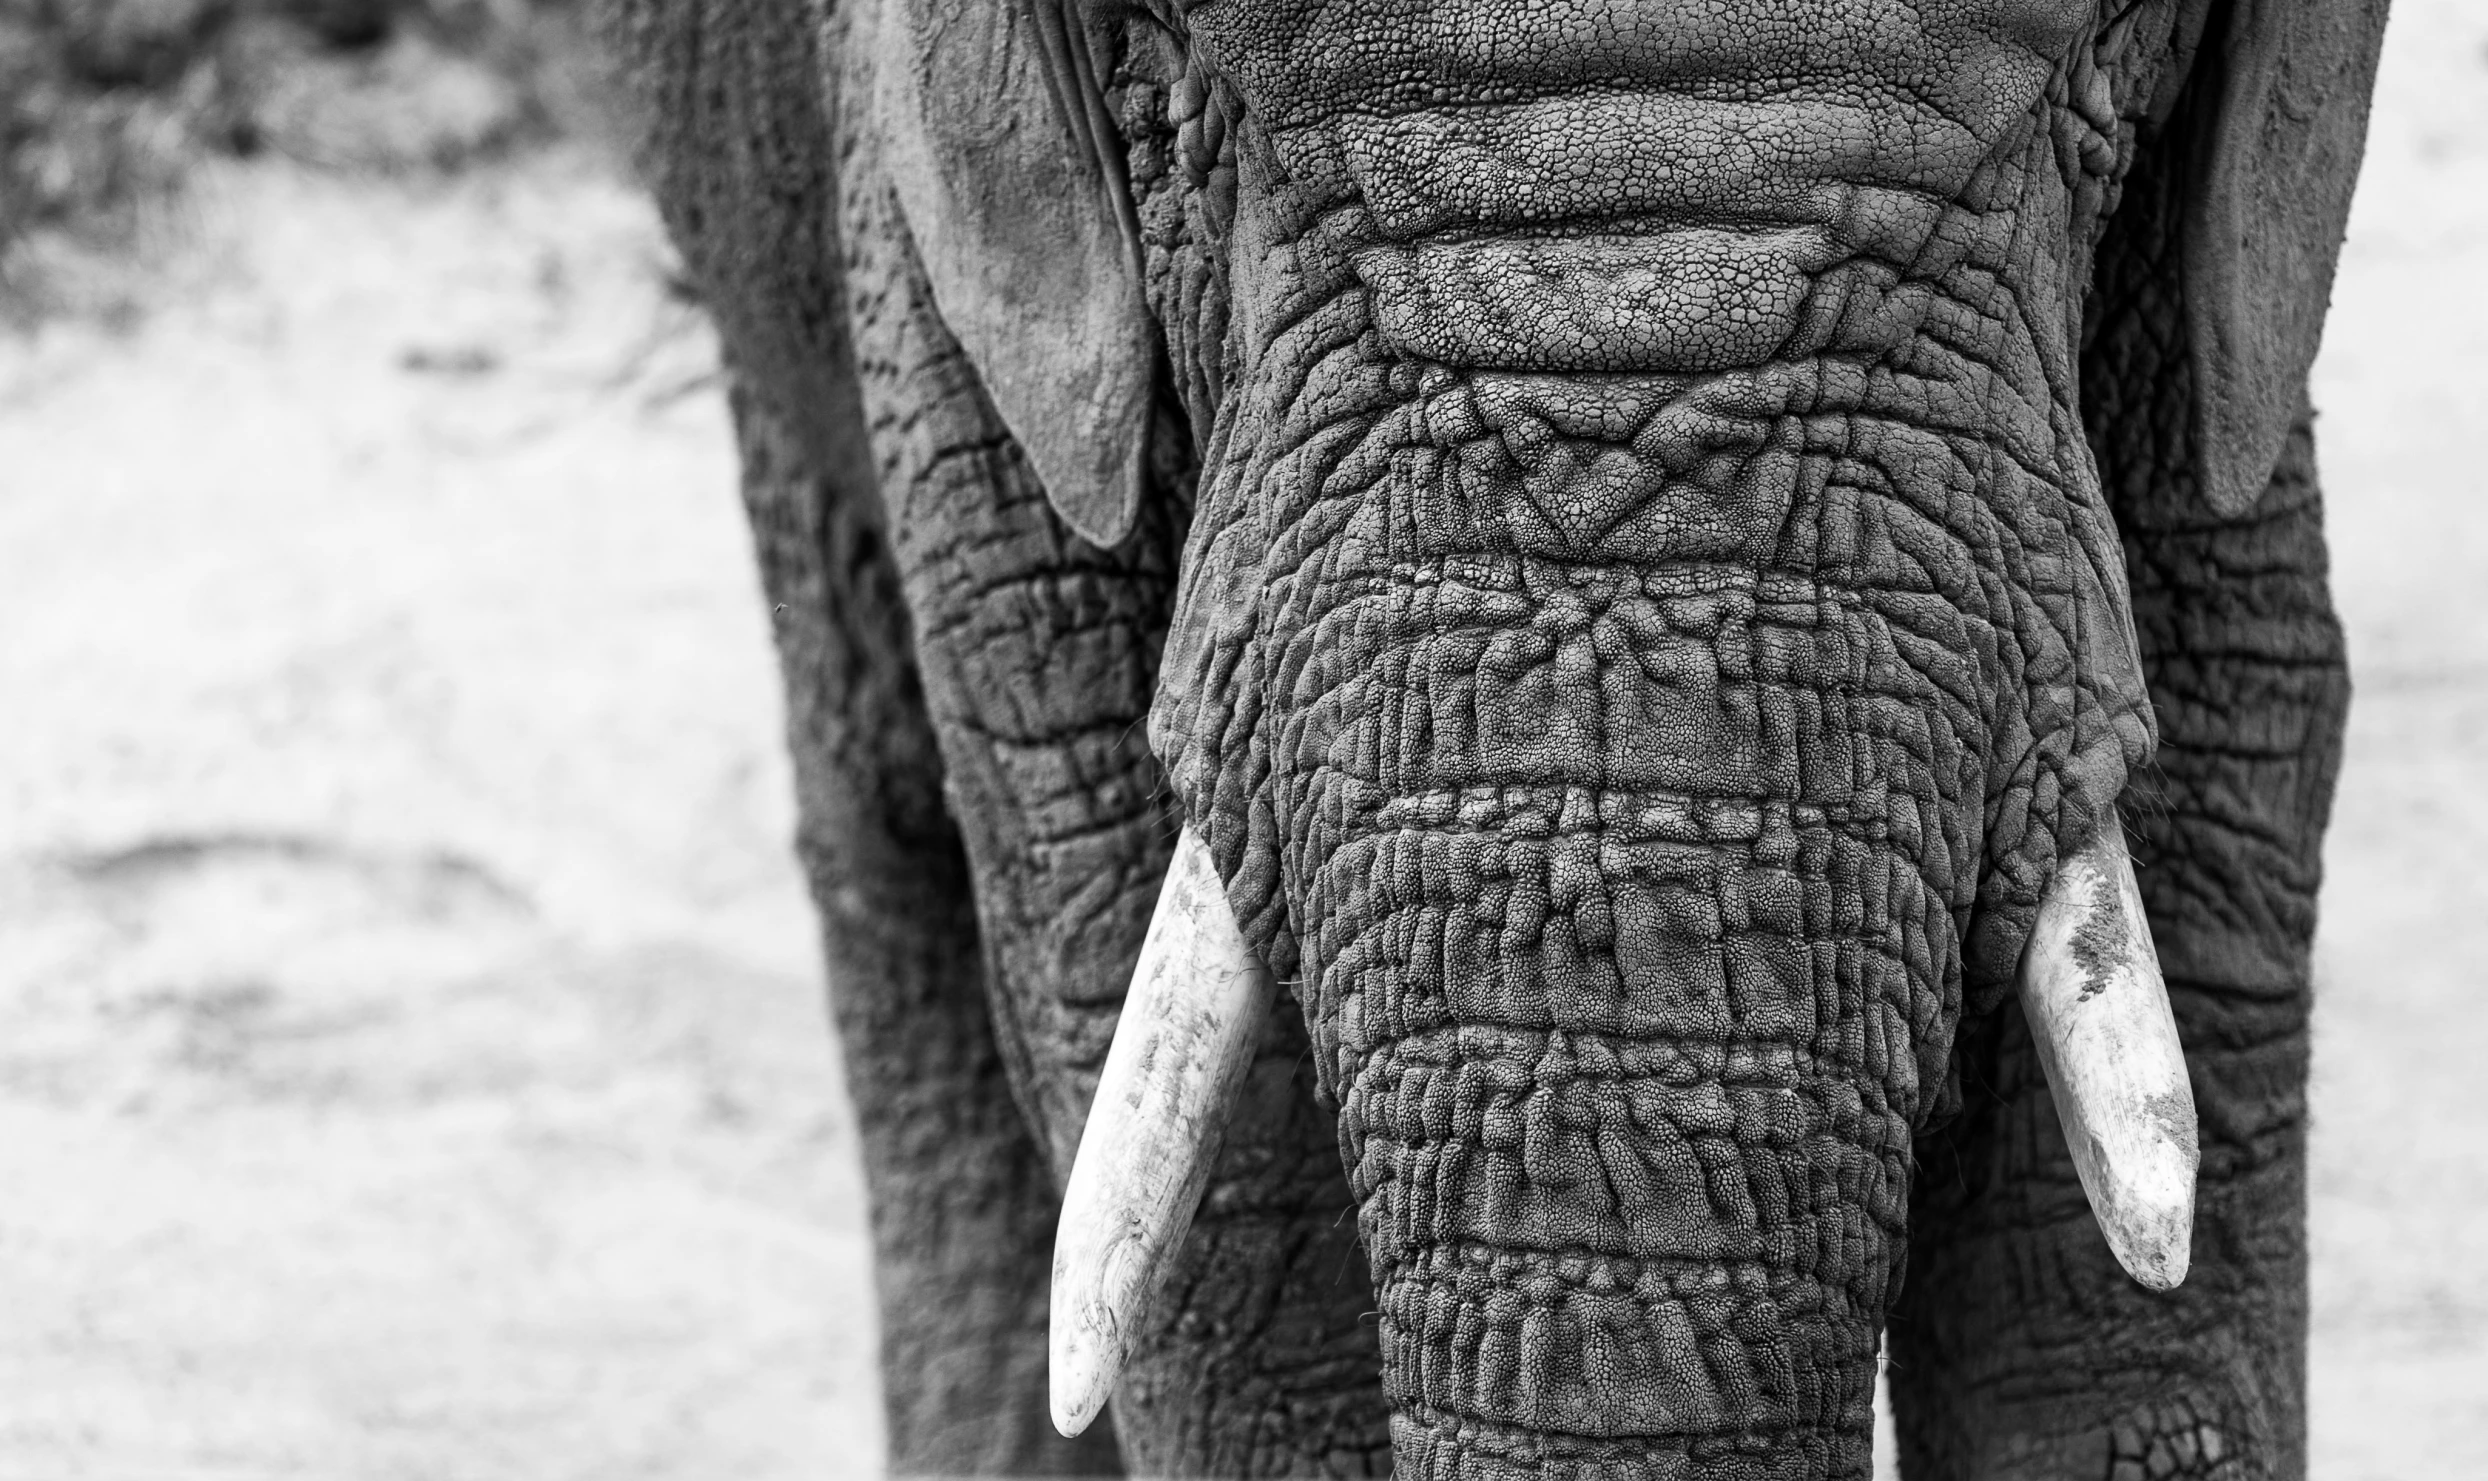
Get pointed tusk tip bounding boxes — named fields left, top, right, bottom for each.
left=2099, top=1178, right=2195, bottom=1292
left=1047, top=1293, right=1121, bottom=1438
left=1048, top=1398, right=1093, bottom=1440
left=2112, top=1226, right=2192, bottom=1292
left=1047, top=1340, right=1114, bottom=1438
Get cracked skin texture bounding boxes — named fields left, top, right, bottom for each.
left=1154, top=2, right=2159, bottom=1475
left=592, top=0, right=2374, bottom=1477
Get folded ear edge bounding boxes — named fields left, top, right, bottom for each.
left=2180, top=0, right=2388, bottom=518
left=871, top=0, right=1156, bottom=548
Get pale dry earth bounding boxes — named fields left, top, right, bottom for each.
left=0, top=152, right=877, bottom=1480
left=0, top=4, right=2480, bottom=1476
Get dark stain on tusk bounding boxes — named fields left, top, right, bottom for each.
left=2018, top=810, right=2200, bottom=1291
left=1048, top=824, right=1277, bottom=1437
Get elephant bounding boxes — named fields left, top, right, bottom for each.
left=589, top=0, right=2387, bottom=1476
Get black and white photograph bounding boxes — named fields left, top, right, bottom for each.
left=0, top=0, right=2476, bottom=1476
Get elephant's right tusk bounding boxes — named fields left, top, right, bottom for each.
left=2018, top=810, right=2200, bottom=1291
left=1049, top=823, right=1276, bottom=1438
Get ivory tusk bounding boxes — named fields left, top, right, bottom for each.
left=1049, top=824, right=1276, bottom=1438
left=2018, top=810, right=2200, bottom=1291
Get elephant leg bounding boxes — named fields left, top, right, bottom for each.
left=1886, top=413, right=2347, bottom=1479
left=594, top=3, right=1114, bottom=1466
left=830, top=131, right=1393, bottom=1472
left=731, top=375, right=1124, bottom=1477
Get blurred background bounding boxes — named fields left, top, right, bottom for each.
left=0, top=1, right=2479, bottom=1477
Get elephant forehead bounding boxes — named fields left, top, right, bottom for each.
left=1333, top=92, right=1984, bottom=241
left=1352, top=228, right=1833, bottom=375
left=1187, top=0, right=2085, bottom=143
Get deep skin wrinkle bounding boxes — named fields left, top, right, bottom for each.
left=1145, top=1, right=2168, bottom=1474
left=598, top=0, right=2368, bottom=1473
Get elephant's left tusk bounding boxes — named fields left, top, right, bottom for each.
left=1049, top=824, right=1276, bottom=1438
left=2018, top=810, right=2200, bottom=1291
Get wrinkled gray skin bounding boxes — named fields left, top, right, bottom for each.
left=592, top=1, right=2384, bottom=1477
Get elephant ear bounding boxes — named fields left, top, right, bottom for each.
left=868, top=0, right=1153, bottom=546
left=2179, top=0, right=2389, bottom=517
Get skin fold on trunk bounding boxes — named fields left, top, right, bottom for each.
left=1126, top=2, right=2173, bottom=1476
left=1055, top=810, right=2197, bottom=1433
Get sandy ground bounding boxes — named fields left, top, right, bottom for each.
left=1, top=6, right=2482, bottom=1477
left=0, top=154, right=876, bottom=1478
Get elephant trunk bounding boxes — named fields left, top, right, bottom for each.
left=1056, top=820, right=2192, bottom=1478
left=1056, top=5, right=2195, bottom=1475
left=1063, top=311, right=2190, bottom=1479
left=1298, top=656, right=1928, bottom=1480
left=1059, top=800, right=1924, bottom=1476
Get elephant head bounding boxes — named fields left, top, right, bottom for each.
left=852, top=0, right=2387, bottom=1474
